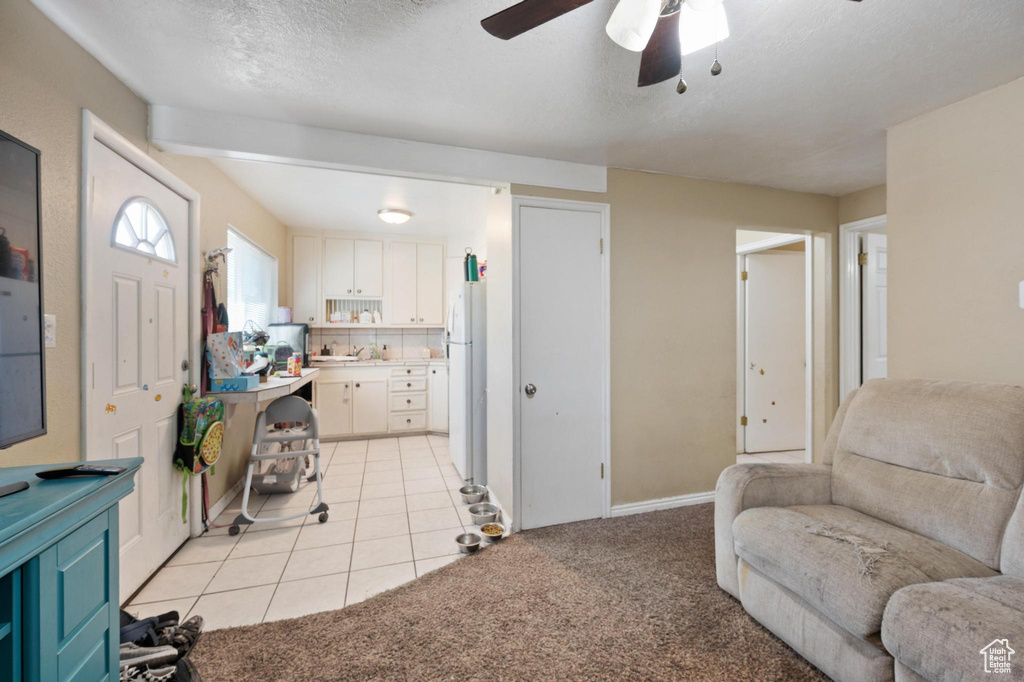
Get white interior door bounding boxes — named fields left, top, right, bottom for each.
left=85, top=138, right=191, bottom=601
left=519, top=205, right=606, bottom=530
left=861, top=232, right=888, bottom=382
left=744, top=251, right=805, bottom=453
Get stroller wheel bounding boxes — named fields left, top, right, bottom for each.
left=319, top=512, right=329, bottom=523
left=228, top=525, right=240, bottom=536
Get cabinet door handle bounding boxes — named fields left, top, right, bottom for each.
left=432, top=370, right=436, bottom=374
left=355, top=383, right=360, bottom=388
left=407, top=370, right=412, bottom=374
left=406, top=419, right=412, bottom=424
left=406, top=399, right=412, bottom=404
left=407, top=382, right=412, bottom=387
left=309, top=316, right=314, bottom=321
left=410, top=317, right=415, bottom=322
left=357, top=289, right=362, bottom=293
left=347, top=289, right=352, bottom=293
left=419, top=318, right=423, bottom=322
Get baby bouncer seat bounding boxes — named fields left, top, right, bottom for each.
left=229, top=395, right=329, bottom=535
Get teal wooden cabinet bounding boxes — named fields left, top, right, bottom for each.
left=0, top=458, right=141, bottom=682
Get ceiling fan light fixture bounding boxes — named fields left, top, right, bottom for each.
left=678, top=2, right=728, bottom=56
left=377, top=208, right=413, bottom=225
left=684, top=0, right=723, bottom=12
left=605, top=0, right=663, bottom=52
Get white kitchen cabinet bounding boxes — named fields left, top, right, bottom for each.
left=323, top=238, right=355, bottom=298
left=323, top=238, right=382, bottom=299
left=354, top=240, right=384, bottom=297
left=391, top=242, right=418, bottom=324
left=317, top=377, right=353, bottom=437
left=429, top=365, right=449, bottom=432
left=416, top=244, right=444, bottom=325
left=353, top=378, right=388, bottom=434
left=292, top=234, right=321, bottom=325
left=390, top=242, right=444, bottom=326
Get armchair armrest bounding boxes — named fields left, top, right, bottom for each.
left=715, top=463, right=832, bottom=598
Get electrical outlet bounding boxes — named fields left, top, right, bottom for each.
left=44, top=314, right=56, bottom=348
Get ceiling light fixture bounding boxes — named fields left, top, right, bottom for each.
left=377, top=209, right=413, bottom=225
left=678, top=2, right=728, bottom=57
left=605, top=0, right=662, bottom=51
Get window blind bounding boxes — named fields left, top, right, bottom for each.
left=226, top=227, right=277, bottom=334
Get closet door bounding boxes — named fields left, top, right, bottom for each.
left=391, top=242, right=418, bottom=324
left=416, top=244, right=444, bottom=325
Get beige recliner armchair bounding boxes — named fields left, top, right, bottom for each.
left=716, top=378, right=1024, bottom=681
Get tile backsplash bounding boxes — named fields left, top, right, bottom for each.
left=311, top=327, right=445, bottom=360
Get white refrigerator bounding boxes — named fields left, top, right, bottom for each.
left=447, top=281, right=487, bottom=483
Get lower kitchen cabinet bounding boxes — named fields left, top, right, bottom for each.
left=429, top=366, right=449, bottom=433
left=352, top=379, right=388, bottom=434
left=316, top=378, right=353, bottom=438
left=313, top=363, right=447, bottom=438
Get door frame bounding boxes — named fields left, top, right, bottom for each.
left=838, top=214, right=887, bottom=402
left=736, top=233, right=813, bottom=462
left=80, top=110, right=205, bottom=537
left=511, top=195, right=611, bottom=531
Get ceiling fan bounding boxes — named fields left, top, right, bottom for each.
left=481, top=0, right=862, bottom=89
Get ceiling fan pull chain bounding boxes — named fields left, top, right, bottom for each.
left=711, top=10, right=723, bottom=76
left=676, top=57, right=687, bottom=94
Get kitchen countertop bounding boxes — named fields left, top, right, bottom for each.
left=311, top=358, right=446, bottom=368
left=213, top=367, right=319, bottom=404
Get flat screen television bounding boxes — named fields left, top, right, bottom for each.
left=0, top=128, right=45, bottom=449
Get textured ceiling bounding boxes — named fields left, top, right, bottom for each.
left=212, top=159, right=491, bottom=238
left=33, top=0, right=1024, bottom=195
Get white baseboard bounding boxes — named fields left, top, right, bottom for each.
left=609, top=491, right=715, bottom=518
left=205, top=476, right=245, bottom=530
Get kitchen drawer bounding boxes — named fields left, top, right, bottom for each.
left=391, top=393, right=426, bottom=411
left=392, top=378, right=426, bottom=392
left=391, top=367, right=427, bottom=378
left=390, top=412, right=427, bottom=431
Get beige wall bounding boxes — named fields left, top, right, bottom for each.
left=514, top=170, right=837, bottom=505
left=0, top=0, right=288, bottom=504
left=838, top=184, right=887, bottom=225
left=888, top=77, right=1024, bottom=386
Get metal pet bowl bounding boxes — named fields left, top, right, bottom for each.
left=459, top=484, right=488, bottom=505
left=456, top=532, right=482, bottom=554
left=468, top=503, right=499, bottom=525
left=479, top=521, right=506, bottom=543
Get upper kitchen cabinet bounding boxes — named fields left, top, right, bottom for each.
left=391, top=242, right=444, bottom=326
left=292, top=234, right=321, bottom=325
left=324, top=238, right=383, bottom=298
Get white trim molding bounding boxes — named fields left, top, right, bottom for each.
left=149, top=105, right=608, bottom=194
left=736, top=233, right=806, bottom=255
left=610, top=491, right=715, bottom=517
left=838, top=214, right=887, bottom=401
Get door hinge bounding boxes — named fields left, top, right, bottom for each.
left=600, top=238, right=604, bottom=254
left=741, top=271, right=748, bottom=281
left=858, top=252, right=868, bottom=266
left=600, top=462, right=604, bottom=479
left=740, top=416, right=748, bottom=426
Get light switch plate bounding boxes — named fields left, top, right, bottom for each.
left=44, top=314, right=56, bottom=348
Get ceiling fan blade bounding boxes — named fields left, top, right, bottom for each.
left=637, top=12, right=681, bottom=87
left=481, top=0, right=596, bottom=40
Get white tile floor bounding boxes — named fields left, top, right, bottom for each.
left=736, top=449, right=807, bottom=465
left=126, top=435, right=485, bottom=630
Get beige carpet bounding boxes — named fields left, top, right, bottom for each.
left=192, top=504, right=825, bottom=680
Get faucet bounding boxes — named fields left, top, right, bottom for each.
left=353, top=347, right=365, bottom=359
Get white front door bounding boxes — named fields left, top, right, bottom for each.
left=744, top=251, right=805, bottom=453
left=84, top=137, right=191, bottom=601
left=519, top=204, right=607, bottom=530
left=861, top=232, right=888, bottom=382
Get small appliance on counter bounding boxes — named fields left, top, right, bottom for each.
left=267, top=323, right=311, bottom=367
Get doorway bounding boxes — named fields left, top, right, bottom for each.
left=736, top=231, right=811, bottom=463
left=513, top=197, right=610, bottom=530
left=839, top=216, right=888, bottom=401
left=82, top=112, right=201, bottom=602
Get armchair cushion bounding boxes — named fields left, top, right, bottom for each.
left=733, top=505, right=998, bottom=638
left=882, top=576, right=1024, bottom=681
left=714, top=463, right=832, bottom=598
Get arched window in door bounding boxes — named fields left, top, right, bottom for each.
left=112, top=197, right=176, bottom=263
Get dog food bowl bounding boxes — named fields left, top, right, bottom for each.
left=479, top=522, right=506, bottom=543
left=456, top=532, right=482, bottom=554
left=459, top=484, right=488, bottom=505
left=468, top=503, right=499, bottom=525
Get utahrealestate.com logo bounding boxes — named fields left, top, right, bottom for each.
left=981, top=639, right=1015, bottom=674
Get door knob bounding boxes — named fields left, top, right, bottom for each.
left=524, top=383, right=537, bottom=397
